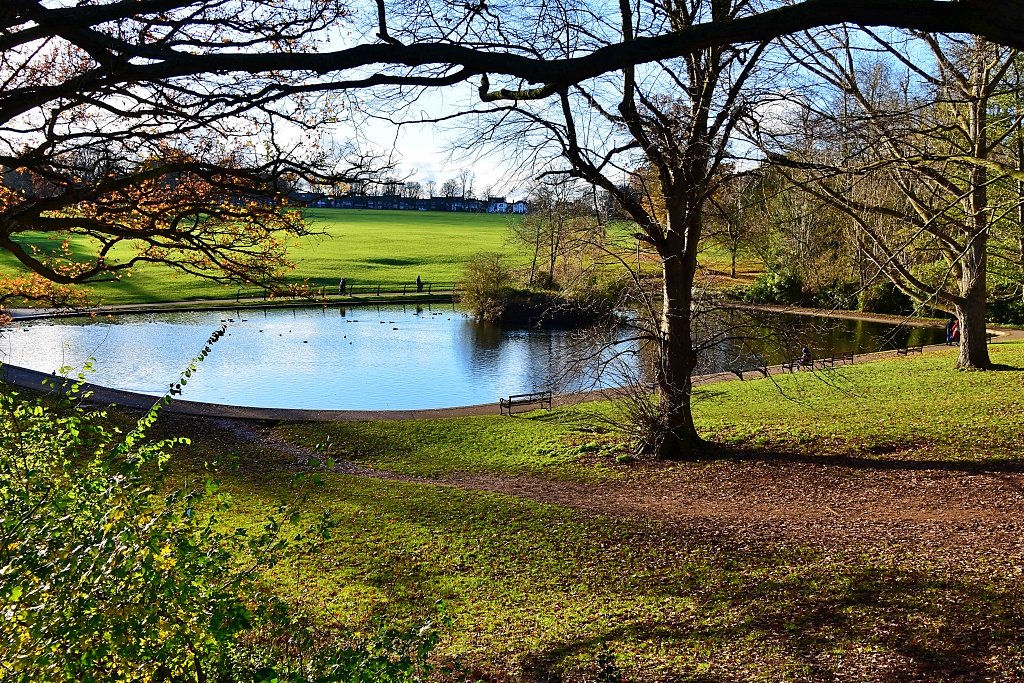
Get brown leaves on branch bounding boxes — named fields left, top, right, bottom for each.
left=1, top=143, right=312, bottom=306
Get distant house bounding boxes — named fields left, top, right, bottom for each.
left=487, top=197, right=508, bottom=213
left=511, top=200, right=529, bottom=214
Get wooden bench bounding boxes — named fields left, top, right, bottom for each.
left=833, top=350, right=855, bottom=365
left=781, top=358, right=813, bottom=373
left=813, top=350, right=855, bottom=369
left=730, top=365, right=769, bottom=381
left=500, top=390, right=553, bottom=415
left=896, top=344, right=923, bottom=356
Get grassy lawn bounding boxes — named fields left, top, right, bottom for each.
left=3, top=209, right=765, bottom=308
left=0, top=210, right=519, bottom=306
left=276, top=343, right=1024, bottom=477
left=273, top=411, right=621, bottom=481
left=154, top=342, right=1024, bottom=681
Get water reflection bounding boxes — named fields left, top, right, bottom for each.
left=0, top=305, right=945, bottom=410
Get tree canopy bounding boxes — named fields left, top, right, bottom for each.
left=2, top=1, right=1022, bottom=307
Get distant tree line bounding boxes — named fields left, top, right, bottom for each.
left=695, top=32, right=1024, bottom=373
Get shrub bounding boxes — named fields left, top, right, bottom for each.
left=742, top=272, right=805, bottom=305
left=462, top=252, right=622, bottom=326
left=857, top=281, right=914, bottom=315
left=811, top=281, right=858, bottom=309
left=0, top=365, right=441, bottom=682
left=988, top=297, right=1024, bottom=325
left=460, top=252, right=515, bottom=320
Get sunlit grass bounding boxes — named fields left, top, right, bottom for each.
left=2, top=210, right=770, bottom=308
left=0, top=210, right=521, bottom=305
left=278, top=343, right=1024, bottom=477
left=151, top=343, right=1024, bottom=680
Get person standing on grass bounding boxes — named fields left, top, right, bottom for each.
left=416, top=275, right=423, bottom=293
left=339, top=278, right=346, bottom=295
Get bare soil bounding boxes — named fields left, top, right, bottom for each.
left=224, top=419, right=1024, bottom=567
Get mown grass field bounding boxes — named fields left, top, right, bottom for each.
left=0, top=210, right=518, bottom=306
left=160, top=342, right=1024, bottom=681
left=2, top=207, right=763, bottom=307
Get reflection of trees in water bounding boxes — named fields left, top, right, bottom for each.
left=467, top=320, right=504, bottom=353
left=461, top=320, right=577, bottom=392
left=556, top=308, right=948, bottom=387
left=456, top=309, right=946, bottom=397
left=700, top=311, right=947, bottom=373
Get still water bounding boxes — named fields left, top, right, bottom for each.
left=0, top=305, right=945, bottom=410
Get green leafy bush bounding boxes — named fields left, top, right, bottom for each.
left=742, top=272, right=805, bottom=305
left=857, top=281, right=914, bottom=314
left=988, top=298, right=1024, bottom=325
left=0, top=366, right=441, bottom=682
left=810, top=281, right=858, bottom=309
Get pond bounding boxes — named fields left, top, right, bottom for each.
left=0, top=304, right=945, bottom=411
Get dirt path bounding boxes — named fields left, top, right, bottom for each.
left=226, top=419, right=1024, bottom=563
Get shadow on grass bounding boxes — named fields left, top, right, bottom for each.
left=688, top=441, right=1024, bottom=475
left=988, top=362, right=1022, bottom=371
left=499, top=553, right=1024, bottom=682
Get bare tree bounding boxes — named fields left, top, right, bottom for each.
left=412, top=0, right=780, bottom=458
left=440, top=178, right=461, bottom=198
left=769, top=30, right=1024, bottom=368
left=457, top=169, right=475, bottom=199
left=705, top=171, right=762, bottom=279
left=510, top=181, right=600, bottom=289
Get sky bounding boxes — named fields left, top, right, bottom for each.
left=344, top=91, right=530, bottom=199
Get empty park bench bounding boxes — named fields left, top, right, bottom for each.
left=832, top=350, right=855, bottom=365
left=896, top=344, right=923, bottom=356
left=727, top=355, right=769, bottom=381
left=499, top=390, right=553, bottom=415
left=812, top=350, right=855, bottom=369
left=729, top=365, right=770, bottom=381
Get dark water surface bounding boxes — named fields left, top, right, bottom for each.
left=0, top=305, right=944, bottom=410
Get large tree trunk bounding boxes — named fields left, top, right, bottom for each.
left=955, top=233, right=992, bottom=369
left=956, top=88, right=993, bottom=370
left=647, top=226, right=704, bottom=459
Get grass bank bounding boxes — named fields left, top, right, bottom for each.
left=0, top=210, right=517, bottom=306
left=2, top=208, right=763, bottom=309
left=158, top=342, right=1024, bottom=681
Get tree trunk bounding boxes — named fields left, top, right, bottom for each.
left=952, top=78, right=993, bottom=370
left=955, top=233, right=992, bottom=369
left=955, top=291, right=991, bottom=369
left=646, top=227, right=704, bottom=459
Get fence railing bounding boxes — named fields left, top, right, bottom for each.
left=234, top=281, right=460, bottom=303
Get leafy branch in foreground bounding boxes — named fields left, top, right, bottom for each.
left=0, top=349, right=443, bottom=681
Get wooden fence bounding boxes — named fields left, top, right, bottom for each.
left=234, top=281, right=460, bottom=303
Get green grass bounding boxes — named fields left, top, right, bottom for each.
left=0, top=210, right=520, bottom=306
left=277, top=343, right=1024, bottom=479
left=274, top=411, right=625, bottom=481
left=2, top=209, right=767, bottom=307
left=692, top=344, right=1024, bottom=464
left=150, top=343, right=1024, bottom=680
